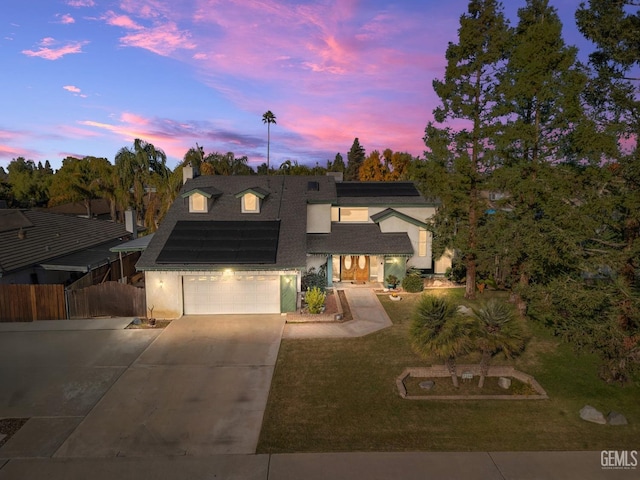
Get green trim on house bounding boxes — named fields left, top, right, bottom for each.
left=370, top=208, right=428, bottom=228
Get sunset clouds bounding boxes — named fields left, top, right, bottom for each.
left=1, top=0, right=590, bottom=169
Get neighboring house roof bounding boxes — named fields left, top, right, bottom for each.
left=307, top=224, right=414, bottom=256
left=45, top=198, right=114, bottom=217
left=370, top=208, right=428, bottom=228
left=110, top=233, right=155, bottom=253
left=0, top=209, right=130, bottom=278
left=138, top=175, right=337, bottom=271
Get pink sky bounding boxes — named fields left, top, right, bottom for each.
left=1, top=0, right=593, bottom=170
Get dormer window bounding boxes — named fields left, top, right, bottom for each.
left=235, top=187, right=269, bottom=214
left=181, top=187, right=222, bottom=214
left=243, top=193, right=259, bottom=213
left=190, top=193, right=207, bottom=213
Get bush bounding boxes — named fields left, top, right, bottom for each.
left=305, top=287, right=326, bottom=314
left=445, top=261, right=466, bottom=284
left=302, top=266, right=327, bottom=292
left=402, top=274, right=424, bottom=293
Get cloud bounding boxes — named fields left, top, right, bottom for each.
left=56, top=14, right=76, bottom=24
left=22, top=38, right=88, bottom=60
left=66, top=0, right=95, bottom=7
left=63, top=85, right=81, bottom=93
left=119, top=23, right=196, bottom=56
left=102, top=11, right=144, bottom=30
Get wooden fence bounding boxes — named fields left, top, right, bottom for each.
left=0, top=284, right=66, bottom=322
left=66, top=281, right=146, bottom=319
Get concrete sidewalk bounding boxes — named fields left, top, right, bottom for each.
left=283, top=287, right=392, bottom=338
left=0, top=451, right=636, bottom=479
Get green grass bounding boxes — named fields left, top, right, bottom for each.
left=257, top=289, right=640, bottom=453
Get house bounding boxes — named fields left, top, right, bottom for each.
left=138, top=170, right=451, bottom=318
left=0, top=208, right=135, bottom=285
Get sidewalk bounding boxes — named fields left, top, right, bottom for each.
left=0, top=451, right=636, bottom=479
left=283, top=287, right=392, bottom=338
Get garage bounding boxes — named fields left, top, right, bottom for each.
left=182, top=274, right=281, bottom=314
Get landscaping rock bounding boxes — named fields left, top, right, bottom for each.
left=457, top=306, right=472, bottom=315
left=498, top=377, right=512, bottom=389
left=132, top=317, right=141, bottom=325
left=580, top=405, right=607, bottom=424
left=419, top=380, right=435, bottom=391
left=607, top=411, right=628, bottom=426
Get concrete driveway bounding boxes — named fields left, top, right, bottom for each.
left=53, top=314, right=285, bottom=457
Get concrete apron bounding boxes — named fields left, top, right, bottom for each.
left=53, top=314, right=285, bottom=458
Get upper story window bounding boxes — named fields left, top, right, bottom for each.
left=242, top=193, right=259, bottom=213
left=182, top=188, right=220, bottom=213
left=190, top=193, right=207, bottom=213
left=335, top=207, right=369, bottom=223
left=418, top=228, right=428, bottom=257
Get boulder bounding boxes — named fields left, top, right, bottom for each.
left=498, top=377, right=512, bottom=389
left=419, top=380, right=435, bottom=391
left=579, top=405, right=607, bottom=425
left=607, top=411, right=628, bottom=426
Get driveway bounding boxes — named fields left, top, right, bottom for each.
left=54, top=315, right=285, bottom=457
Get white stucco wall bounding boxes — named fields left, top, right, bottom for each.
left=145, top=271, right=184, bottom=319
left=306, top=204, right=332, bottom=233
left=434, top=249, right=454, bottom=275
left=377, top=216, right=432, bottom=269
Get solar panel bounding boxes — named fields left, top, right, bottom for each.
left=157, top=220, right=280, bottom=264
left=335, top=182, right=419, bottom=197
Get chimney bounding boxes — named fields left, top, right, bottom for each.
left=124, top=209, right=137, bottom=239
left=326, top=171, right=343, bottom=182
left=183, top=163, right=195, bottom=184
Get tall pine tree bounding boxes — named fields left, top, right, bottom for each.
left=422, top=0, right=510, bottom=299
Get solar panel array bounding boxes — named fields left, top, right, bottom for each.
left=157, top=220, right=280, bottom=264
left=335, top=182, right=419, bottom=197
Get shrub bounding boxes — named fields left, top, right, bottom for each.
left=402, top=274, right=424, bottom=293
left=305, top=287, right=326, bottom=314
left=302, top=266, right=327, bottom=292
left=445, top=260, right=466, bottom=284
left=385, top=274, right=399, bottom=287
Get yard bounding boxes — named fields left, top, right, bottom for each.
left=257, top=289, right=640, bottom=453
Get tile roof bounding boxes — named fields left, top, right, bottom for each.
left=0, top=210, right=131, bottom=277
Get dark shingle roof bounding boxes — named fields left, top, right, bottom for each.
left=0, top=210, right=130, bottom=277
left=307, top=224, right=413, bottom=255
left=370, top=208, right=428, bottom=228
left=137, top=175, right=336, bottom=271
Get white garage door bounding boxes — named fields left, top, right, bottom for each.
left=183, top=274, right=281, bottom=314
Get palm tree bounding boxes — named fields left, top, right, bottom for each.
left=472, top=300, right=525, bottom=388
left=410, top=295, right=474, bottom=387
left=262, top=110, right=277, bottom=172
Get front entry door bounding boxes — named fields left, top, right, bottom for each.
left=340, top=255, right=369, bottom=282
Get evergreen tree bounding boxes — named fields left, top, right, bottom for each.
left=345, top=138, right=366, bottom=181
left=422, top=0, right=510, bottom=299
left=490, top=0, right=593, bottom=292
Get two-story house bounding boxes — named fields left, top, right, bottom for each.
left=137, top=169, right=451, bottom=318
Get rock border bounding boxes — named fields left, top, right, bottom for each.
left=397, top=365, right=548, bottom=400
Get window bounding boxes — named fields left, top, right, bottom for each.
left=190, top=193, right=206, bottom=213
left=242, top=193, right=259, bottom=213
left=418, top=228, right=428, bottom=257
left=338, top=207, right=369, bottom=222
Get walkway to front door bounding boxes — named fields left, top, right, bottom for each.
left=340, top=255, right=370, bottom=282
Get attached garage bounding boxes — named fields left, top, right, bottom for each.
left=182, top=274, right=282, bottom=314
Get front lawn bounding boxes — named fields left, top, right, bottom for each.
left=257, top=289, right=640, bottom=453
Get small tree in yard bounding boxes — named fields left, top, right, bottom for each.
left=305, top=287, right=326, bottom=314
left=472, top=300, right=525, bottom=388
left=410, top=295, right=474, bottom=387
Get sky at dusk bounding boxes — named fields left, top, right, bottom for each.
left=1, top=0, right=592, bottom=171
